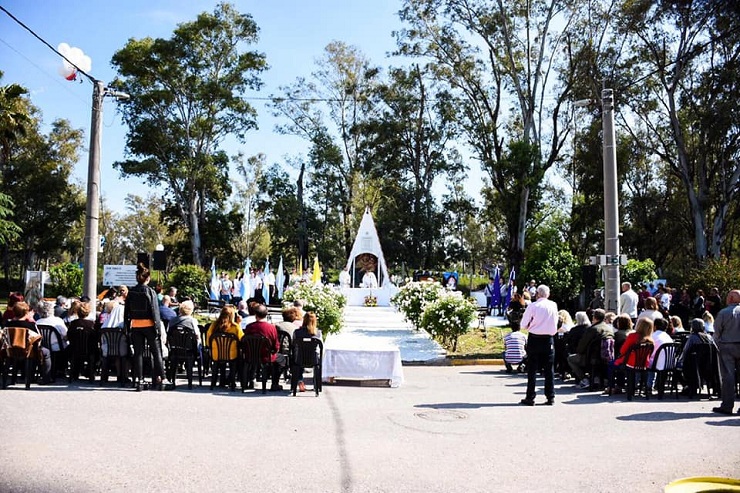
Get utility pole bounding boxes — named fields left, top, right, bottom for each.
left=601, top=89, right=621, bottom=312
left=82, top=80, right=104, bottom=299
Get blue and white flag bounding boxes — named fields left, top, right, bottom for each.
left=209, top=258, right=219, bottom=300
left=276, top=256, right=285, bottom=300
left=492, top=266, right=501, bottom=307
left=262, top=259, right=271, bottom=303
left=504, top=267, right=516, bottom=308
left=240, top=258, right=251, bottom=300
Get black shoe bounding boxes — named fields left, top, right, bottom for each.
left=519, top=398, right=535, bottom=406
left=135, top=382, right=143, bottom=392
left=545, top=398, right=555, bottom=406
left=712, top=407, right=732, bottom=415
left=269, top=384, right=283, bottom=392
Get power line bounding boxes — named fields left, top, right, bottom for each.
left=0, top=36, right=90, bottom=107
left=0, top=5, right=97, bottom=83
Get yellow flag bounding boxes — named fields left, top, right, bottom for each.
left=298, top=257, right=303, bottom=277
left=312, top=256, right=321, bottom=284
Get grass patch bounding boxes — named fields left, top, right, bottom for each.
left=446, top=325, right=508, bottom=359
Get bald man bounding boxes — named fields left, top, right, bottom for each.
left=712, top=289, right=740, bottom=415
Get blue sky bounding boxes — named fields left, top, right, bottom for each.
left=0, top=0, right=414, bottom=212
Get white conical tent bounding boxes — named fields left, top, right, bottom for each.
left=345, top=209, right=391, bottom=287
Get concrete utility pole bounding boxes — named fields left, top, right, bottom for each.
left=601, top=88, right=621, bottom=312
left=82, top=80, right=104, bottom=300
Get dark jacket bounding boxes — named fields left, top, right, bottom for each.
left=576, top=321, right=614, bottom=356
left=124, top=283, right=161, bottom=331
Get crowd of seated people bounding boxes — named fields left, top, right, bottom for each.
left=0, top=283, right=320, bottom=394
left=507, top=285, right=725, bottom=400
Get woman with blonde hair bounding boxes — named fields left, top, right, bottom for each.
left=557, top=310, right=574, bottom=334
left=291, top=312, right=322, bottom=392
left=206, top=305, right=244, bottom=361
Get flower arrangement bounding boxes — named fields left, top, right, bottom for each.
left=364, top=295, right=378, bottom=307
left=282, top=282, right=346, bottom=337
left=420, top=292, right=478, bottom=352
left=391, top=280, right=445, bottom=329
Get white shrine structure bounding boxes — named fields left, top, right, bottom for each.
left=342, top=209, right=397, bottom=306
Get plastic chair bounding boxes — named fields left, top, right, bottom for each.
left=167, top=324, right=202, bottom=390
left=36, top=324, right=65, bottom=381
left=684, top=342, right=720, bottom=399
left=624, top=341, right=654, bottom=401
left=651, top=342, right=680, bottom=399
left=277, top=328, right=292, bottom=383
left=209, top=332, right=239, bottom=391
left=66, top=320, right=98, bottom=383
left=291, top=337, right=323, bottom=397
left=1, top=327, right=35, bottom=389
left=240, top=334, right=270, bottom=394
left=99, top=328, right=129, bottom=387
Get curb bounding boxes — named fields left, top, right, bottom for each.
left=449, top=358, right=504, bottom=366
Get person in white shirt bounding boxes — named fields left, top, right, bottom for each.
left=361, top=271, right=378, bottom=288
left=637, top=297, right=664, bottom=322
left=339, top=267, right=351, bottom=289
left=619, top=282, right=639, bottom=321
left=34, top=300, right=68, bottom=352
left=519, top=285, right=559, bottom=406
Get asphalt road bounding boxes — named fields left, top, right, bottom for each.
left=1, top=367, right=738, bottom=492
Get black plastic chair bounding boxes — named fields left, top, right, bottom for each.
left=36, top=324, right=65, bottom=381
left=651, top=342, right=680, bottom=399
left=624, top=341, right=654, bottom=401
left=209, top=332, right=239, bottom=391
left=241, top=334, right=270, bottom=394
left=684, top=342, right=721, bottom=399
left=586, top=337, right=610, bottom=390
left=277, top=329, right=292, bottom=383
left=99, top=328, right=129, bottom=387
left=67, top=321, right=98, bottom=383
left=167, top=324, right=202, bottom=390
left=199, top=325, right=211, bottom=376
left=291, top=337, right=323, bottom=397
left=1, top=327, right=35, bottom=389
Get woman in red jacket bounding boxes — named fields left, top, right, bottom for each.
left=605, top=318, right=654, bottom=395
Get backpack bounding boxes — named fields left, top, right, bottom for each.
left=600, top=338, right=614, bottom=362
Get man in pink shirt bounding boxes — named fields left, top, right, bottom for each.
left=519, top=284, right=559, bottom=406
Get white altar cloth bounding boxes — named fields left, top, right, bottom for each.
left=323, top=336, right=404, bottom=387
left=341, top=286, right=398, bottom=307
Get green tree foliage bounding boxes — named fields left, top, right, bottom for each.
left=397, top=0, right=579, bottom=268
left=111, top=2, right=267, bottom=266
left=613, top=0, right=740, bottom=261
left=687, top=258, right=740, bottom=299
left=49, top=262, right=83, bottom=298
left=168, top=264, right=208, bottom=303
left=522, top=212, right=581, bottom=306
left=620, top=259, right=658, bottom=288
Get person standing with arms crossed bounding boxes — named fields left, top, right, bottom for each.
left=712, top=289, right=740, bottom=415
left=519, top=284, right=559, bottom=406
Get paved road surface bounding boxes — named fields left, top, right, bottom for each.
left=1, top=367, right=738, bottom=492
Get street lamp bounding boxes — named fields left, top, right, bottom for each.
left=601, top=89, right=621, bottom=312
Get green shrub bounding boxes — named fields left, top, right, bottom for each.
left=420, top=292, right=478, bottom=352
left=168, top=264, right=209, bottom=303
left=49, top=262, right=83, bottom=298
left=621, top=258, right=658, bottom=287
left=282, top=282, right=346, bottom=337
left=687, top=257, right=740, bottom=298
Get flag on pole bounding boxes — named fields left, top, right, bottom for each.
left=240, top=258, right=251, bottom=300
left=504, top=267, right=516, bottom=308
left=209, top=258, right=219, bottom=300
left=492, top=266, right=501, bottom=307
left=262, top=259, right=271, bottom=303
left=312, top=256, right=321, bottom=284
left=276, top=256, right=285, bottom=300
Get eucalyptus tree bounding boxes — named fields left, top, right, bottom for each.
left=111, top=3, right=267, bottom=266
left=271, top=41, right=381, bottom=257
left=397, top=0, right=579, bottom=267
left=361, top=65, right=462, bottom=268
left=233, top=152, right=267, bottom=260
left=614, top=0, right=740, bottom=261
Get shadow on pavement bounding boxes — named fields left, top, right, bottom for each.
left=705, top=419, right=740, bottom=427
left=616, top=411, right=727, bottom=422
left=415, top=402, right=521, bottom=409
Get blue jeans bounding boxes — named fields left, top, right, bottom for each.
left=525, top=334, right=555, bottom=401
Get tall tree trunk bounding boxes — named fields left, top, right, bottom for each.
left=189, top=195, right=202, bottom=266
left=297, top=161, right=308, bottom=265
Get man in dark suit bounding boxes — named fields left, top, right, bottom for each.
left=567, top=309, right=614, bottom=389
